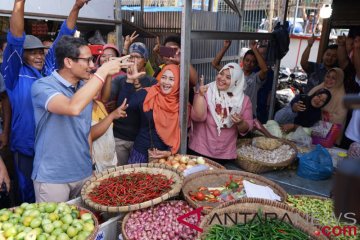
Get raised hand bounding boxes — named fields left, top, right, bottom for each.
left=308, top=34, right=316, bottom=47
left=153, top=36, right=161, bottom=54
left=337, top=35, right=346, bottom=46
left=74, top=0, right=91, bottom=9
left=127, top=59, right=146, bottom=82
left=250, top=40, right=258, bottom=50
left=111, top=98, right=128, bottom=119
left=224, top=40, right=232, bottom=48
left=124, top=31, right=139, bottom=49
left=198, top=75, right=208, bottom=96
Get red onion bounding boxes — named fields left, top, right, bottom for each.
left=125, top=201, right=201, bottom=240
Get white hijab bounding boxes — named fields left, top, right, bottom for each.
left=207, top=63, right=246, bottom=135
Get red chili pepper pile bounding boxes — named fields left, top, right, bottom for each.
left=88, top=172, right=174, bottom=206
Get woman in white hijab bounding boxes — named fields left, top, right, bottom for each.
left=188, top=63, right=254, bottom=161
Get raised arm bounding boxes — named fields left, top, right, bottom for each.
left=353, top=38, right=360, bottom=79
left=337, top=35, right=350, bottom=70
left=10, top=0, right=25, bottom=37
left=302, top=4, right=308, bottom=21
left=301, top=35, right=315, bottom=72
left=211, top=40, right=231, bottom=72
left=44, top=0, right=89, bottom=75
left=67, top=0, right=90, bottom=30
left=251, top=41, right=268, bottom=80
left=191, top=76, right=208, bottom=122
left=46, top=60, right=123, bottom=116
left=122, top=31, right=139, bottom=55
left=2, top=0, right=26, bottom=90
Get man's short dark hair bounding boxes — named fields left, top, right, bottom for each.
left=55, top=36, right=88, bottom=70
left=164, top=35, right=181, bottom=47
left=243, top=49, right=258, bottom=65
left=325, top=44, right=338, bottom=51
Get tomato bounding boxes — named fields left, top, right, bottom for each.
left=195, top=192, right=206, bottom=201
left=212, top=190, right=221, bottom=197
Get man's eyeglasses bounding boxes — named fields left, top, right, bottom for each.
left=70, top=56, right=94, bottom=64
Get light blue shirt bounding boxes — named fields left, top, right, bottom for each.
left=31, top=71, right=92, bottom=183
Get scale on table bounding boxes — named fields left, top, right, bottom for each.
left=333, top=95, right=360, bottom=222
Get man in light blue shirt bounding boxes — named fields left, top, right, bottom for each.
left=1, top=0, right=90, bottom=203
left=31, top=36, right=127, bottom=202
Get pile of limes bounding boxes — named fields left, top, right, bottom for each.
left=0, top=202, right=96, bottom=240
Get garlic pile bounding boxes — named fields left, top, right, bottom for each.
left=237, top=144, right=295, bottom=163
left=157, top=155, right=211, bottom=172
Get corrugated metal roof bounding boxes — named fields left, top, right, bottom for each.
left=331, top=0, right=360, bottom=27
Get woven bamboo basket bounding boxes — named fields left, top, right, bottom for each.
left=182, top=170, right=287, bottom=214
left=81, top=163, right=183, bottom=213
left=9, top=204, right=99, bottom=240
left=150, top=154, right=225, bottom=173
left=236, top=137, right=298, bottom=173
left=121, top=200, right=195, bottom=240
left=198, top=198, right=328, bottom=240
left=287, top=195, right=333, bottom=226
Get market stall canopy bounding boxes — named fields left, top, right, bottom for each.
left=0, top=0, right=115, bottom=24
left=331, top=0, right=360, bottom=27
left=122, top=19, right=157, bottom=38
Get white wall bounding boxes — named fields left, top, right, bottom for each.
left=0, top=0, right=115, bottom=21
left=281, top=35, right=320, bottom=70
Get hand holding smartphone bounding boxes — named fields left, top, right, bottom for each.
left=299, top=94, right=308, bottom=106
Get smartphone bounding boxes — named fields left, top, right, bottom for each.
left=159, top=46, right=177, bottom=58
left=299, top=94, right=308, bottom=106
left=88, top=44, right=103, bottom=56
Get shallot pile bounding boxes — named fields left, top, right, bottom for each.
left=237, top=144, right=295, bottom=163
left=125, top=201, right=200, bottom=240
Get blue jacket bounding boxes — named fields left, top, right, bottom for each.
left=0, top=21, right=76, bottom=156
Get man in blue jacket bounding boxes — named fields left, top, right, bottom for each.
left=0, top=0, right=90, bottom=203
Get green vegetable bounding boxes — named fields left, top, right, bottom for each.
left=205, top=213, right=309, bottom=240
left=227, top=182, right=239, bottom=190
left=287, top=195, right=360, bottom=240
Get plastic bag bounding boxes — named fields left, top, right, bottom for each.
left=311, top=121, right=333, bottom=138
left=286, top=126, right=312, bottom=147
left=263, top=120, right=283, bottom=138
left=297, top=145, right=333, bottom=180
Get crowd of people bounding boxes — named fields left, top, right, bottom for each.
left=0, top=0, right=359, bottom=205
